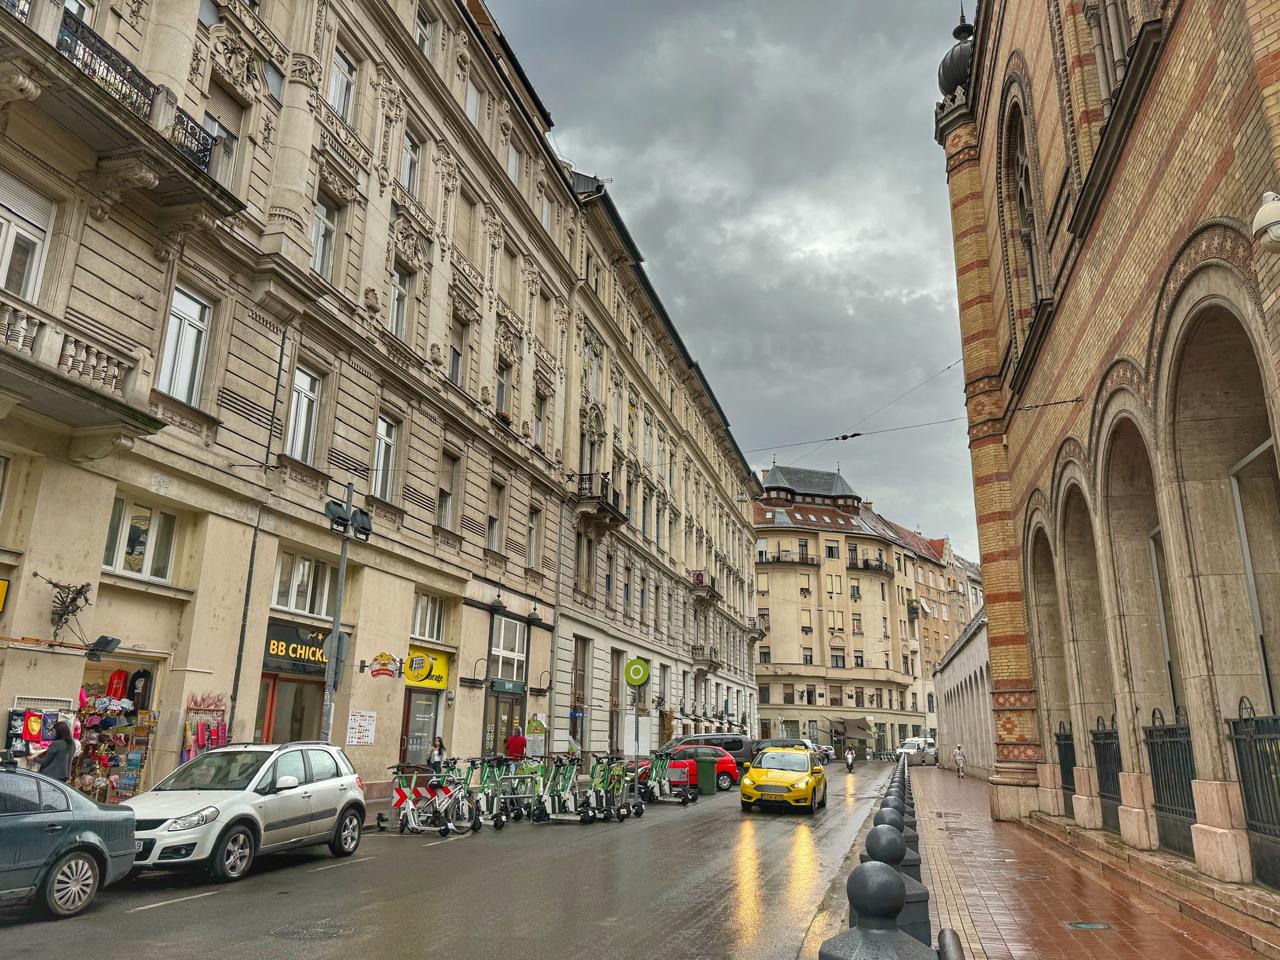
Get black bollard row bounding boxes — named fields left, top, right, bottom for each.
left=820, top=756, right=966, bottom=959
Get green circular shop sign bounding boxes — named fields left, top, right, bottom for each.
left=624, top=658, right=650, bottom=687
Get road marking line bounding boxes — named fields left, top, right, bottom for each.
left=127, top=890, right=222, bottom=913
left=422, top=837, right=457, bottom=847
left=309, top=856, right=375, bottom=872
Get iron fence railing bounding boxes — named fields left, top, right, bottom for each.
left=0, top=0, right=31, bottom=22
left=169, top=106, right=216, bottom=171
left=1230, top=698, right=1280, bottom=891
left=758, top=550, right=819, bottom=566
left=56, top=10, right=156, bottom=120
left=1055, top=721, right=1076, bottom=819
left=1144, top=707, right=1196, bottom=858
left=1090, top=714, right=1121, bottom=834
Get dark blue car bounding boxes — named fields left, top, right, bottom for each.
left=0, top=763, right=135, bottom=917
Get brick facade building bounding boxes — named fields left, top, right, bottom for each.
left=935, top=0, right=1280, bottom=890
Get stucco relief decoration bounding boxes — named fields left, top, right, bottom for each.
left=483, top=205, right=503, bottom=290
left=188, top=42, right=207, bottom=88
left=216, top=0, right=288, bottom=68
left=110, top=0, right=144, bottom=29
left=289, top=53, right=322, bottom=90
left=310, top=0, right=328, bottom=59
left=1086, top=358, right=1148, bottom=457
left=480, top=385, right=492, bottom=406
left=0, top=61, right=43, bottom=115
left=497, top=100, right=513, bottom=143
left=154, top=206, right=216, bottom=263
left=582, top=402, right=605, bottom=443
left=363, top=287, right=381, bottom=316
left=496, top=319, right=522, bottom=368
left=455, top=32, right=471, bottom=82
left=257, top=111, right=274, bottom=149
left=435, top=144, right=460, bottom=262
left=390, top=215, right=432, bottom=272
left=317, top=157, right=358, bottom=205
left=429, top=342, right=444, bottom=368
left=374, top=68, right=405, bottom=194
left=210, top=23, right=263, bottom=102
left=88, top=154, right=160, bottom=221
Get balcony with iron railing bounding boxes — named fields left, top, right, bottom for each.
left=571, top=471, right=628, bottom=532
left=907, top=598, right=919, bottom=620
left=849, top=557, right=895, bottom=576
left=689, top=569, right=722, bottom=606
left=0, top=0, right=240, bottom=217
left=757, top=549, right=820, bottom=566
left=746, top=614, right=768, bottom=641
left=690, top=644, right=723, bottom=675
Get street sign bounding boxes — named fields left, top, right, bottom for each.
left=624, top=658, right=650, bottom=687
left=490, top=678, right=526, bottom=695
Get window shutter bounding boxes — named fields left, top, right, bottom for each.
left=206, top=82, right=244, bottom=136
left=0, top=167, right=54, bottom=231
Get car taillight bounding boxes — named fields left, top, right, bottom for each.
left=355, top=776, right=364, bottom=791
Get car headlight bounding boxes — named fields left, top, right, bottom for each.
left=167, top=806, right=220, bottom=831
left=794, top=778, right=810, bottom=791
left=742, top=776, right=755, bottom=787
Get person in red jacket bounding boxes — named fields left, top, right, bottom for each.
left=505, top=729, right=527, bottom=760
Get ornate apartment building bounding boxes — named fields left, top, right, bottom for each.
left=934, top=0, right=1280, bottom=895
left=752, top=467, right=965, bottom=755
left=0, top=0, right=758, bottom=801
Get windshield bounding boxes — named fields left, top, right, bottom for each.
left=756, top=752, right=810, bottom=772
left=155, top=750, right=273, bottom=791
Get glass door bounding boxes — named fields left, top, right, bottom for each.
left=402, top=690, right=439, bottom=765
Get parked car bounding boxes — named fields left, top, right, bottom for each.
left=921, top=739, right=938, bottom=765
left=815, top=745, right=836, bottom=764
left=656, top=733, right=754, bottom=769
left=640, top=744, right=740, bottom=790
left=740, top=746, right=827, bottom=814
left=124, top=742, right=365, bottom=882
left=0, top=762, right=136, bottom=917
left=896, top=738, right=931, bottom=766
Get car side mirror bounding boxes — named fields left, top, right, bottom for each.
left=275, top=774, right=300, bottom=791
left=742, top=762, right=751, bottom=770
left=812, top=766, right=823, bottom=774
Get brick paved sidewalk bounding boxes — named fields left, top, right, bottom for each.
left=910, top=767, right=1261, bottom=960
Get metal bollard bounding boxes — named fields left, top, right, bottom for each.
left=865, top=808, right=922, bottom=882
left=882, top=796, right=918, bottom=830
left=820, top=863, right=938, bottom=960
left=876, top=804, right=919, bottom=853
left=854, top=824, right=932, bottom=947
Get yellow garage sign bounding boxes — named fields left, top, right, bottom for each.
left=404, top=644, right=448, bottom=689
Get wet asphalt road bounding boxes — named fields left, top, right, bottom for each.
left=1, top=763, right=890, bottom=960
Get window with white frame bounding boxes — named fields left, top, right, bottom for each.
left=286, top=366, right=321, bottom=464
left=506, top=142, right=521, bottom=183
left=437, top=450, right=460, bottom=529
left=414, top=6, right=434, bottom=57
left=372, top=415, right=397, bottom=501
left=495, top=362, right=511, bottom=416
left=540, top=193, right=553, bottom=232
left=448, top=318, right=466, bottom=387
left=63, top=0, right=92, bottom=19
left=389, top=264, right=412, bottom=338
left=533, top=393, right=546, bottom=447
left=411, top=592, right=444, bottom=642
left=486, top=480, right=506, bottom=551
left=399, top=131, right=421, bottom=194
left=310, top=193, right=339, bottom=280
left=327, top=47, right=357, bottom=123
left=489, top=615, right=527, bottom=682
left=527, top=506, right=542, bottom=565
left=453, top=190, right=477, bottom=261
left=158, top=287, right=211, bottom=406
left=0, top=169, right=52, bottom=302
left=102, top=496, right=177, bottom=582
left=274, top=549, right=338, bottom=617
left=465, top=78, right=481, bottom=126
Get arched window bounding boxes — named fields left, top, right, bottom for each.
left=927, top=692, right=935, bottom=713
left=1003, top=103, right=1044, bottom=347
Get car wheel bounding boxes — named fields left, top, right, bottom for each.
left=740, top=800, right=753, bottom=812
left=41, top=850, right=99, bottom=918
left=819, top=786, right=828, bottom=809
left=329, top=807, right=362, bottom=857
left=210, top=824, right=256, bottom=882
left=716, top=772, right=733, bottom=791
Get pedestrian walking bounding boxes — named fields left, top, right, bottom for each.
left=505, top=727, right=527, bottom=761
left=953, top=744, right=967, bottom=779
left=844, top=747, right=855, bottom=772
left=429, top=736, right=447, bottom=774
left=35, top=720, right=74, bottom=783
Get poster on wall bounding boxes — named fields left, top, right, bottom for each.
left=525, top=715, right=547, bottom=758
left=345, top=710, right=377, bottom=746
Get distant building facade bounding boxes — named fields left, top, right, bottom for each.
left=935, top=609, right=993, bottom=780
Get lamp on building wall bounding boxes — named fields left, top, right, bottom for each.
left=1254, top=192, right=1280, bottom=253
left=86, top=635, right=121, bottom=662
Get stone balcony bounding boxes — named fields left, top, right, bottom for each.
left=690, top=644, right=723, bottom=679
left=572, top=471, right=627, bottom=533
left=688, top=569, right=721, bottom=607
left=0, top=290, right=164, bottom=452
left=0, top=0, right=241, bottom=224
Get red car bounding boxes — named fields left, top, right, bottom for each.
left=640, top=744, right=740, bottom=791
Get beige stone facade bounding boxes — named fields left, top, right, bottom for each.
left=934, top=0, right=1280, bottom=891
left=0, top=0, right=758, bottom=802
left=751, top=467, right=962, bottom=754
left=934, top=610, right=993, bottom=781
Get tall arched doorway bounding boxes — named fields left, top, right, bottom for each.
left=1104, top=417, right=1194, bottom=855
left=1061, top=485, right=1122, bottom=832
left=1171, top=305, right=1280, bottom=885
left=1029, top=526, right=1075, bottom=816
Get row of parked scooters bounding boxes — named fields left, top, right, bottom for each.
left=381, top=750, right=699, bottom=837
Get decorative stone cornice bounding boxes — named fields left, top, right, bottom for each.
left=87, top=154, right=161, bottom=222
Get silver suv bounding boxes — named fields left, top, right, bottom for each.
left=124, top=742, right=365, bottom=882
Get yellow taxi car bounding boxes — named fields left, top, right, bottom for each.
left=740, top=746, right=827, bottom=813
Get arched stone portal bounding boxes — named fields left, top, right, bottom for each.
left=1029, top=526, right=1073, bottom=816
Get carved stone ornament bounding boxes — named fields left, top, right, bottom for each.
left=374, top=67, right=405, bottom=193
left=480, top=384, right=492, bottom=406
left=154, top=206, right=217, bottom=263
left=214, top=0, right=289, bottom=68
left=496, top=319, right=521, bottom=365
left=363, top=287, right=381, bottom=315
left=289, top=54, right=322, bottom=90
left=0, top=62, right=43, bottom=111
left=455, top=32, right=471, bottom=81
left=210, top=23, right=262, bottom=101
left=258, top=111, right=274, bottom=148
left=429, top=342, right=444, bottom=367
left=390, top=215, right=432, bottom=272
left=498, top=100, right=513, bottom=142
left=88, top=154, right=161, bottom=221
left=317, top=157, right=358, bottom=205
left=188, top=43, right=206, bottom=87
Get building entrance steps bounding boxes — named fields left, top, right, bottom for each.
left=908, top=767, right=1262, bottom=960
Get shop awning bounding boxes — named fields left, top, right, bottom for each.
left=835, top=718, right=874, bottom=740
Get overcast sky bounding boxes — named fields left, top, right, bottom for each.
left=488, top=1, right=976, bottom=557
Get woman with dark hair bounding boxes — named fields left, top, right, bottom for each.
left=429, top=737, right=447, bottom=774
left=36, top=721, right=74, bottom=782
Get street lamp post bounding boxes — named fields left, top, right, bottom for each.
left=318, top=482, right=371, bottom=744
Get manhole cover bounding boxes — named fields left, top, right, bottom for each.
left=1019, top=874, right=1049, bottom=880
left=1064, top=921, right=1111, bottom=931
left=269, top=921, right=354, bottom=940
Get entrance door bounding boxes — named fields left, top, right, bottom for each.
left=255, top=675, right=323, bottom=743
left=485, top=694, right=524, bottom=756
left=402, top=691, right=439, bottom=766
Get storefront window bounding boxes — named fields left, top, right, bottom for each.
left=489, top=615, right=527, bottom=682
left=274, top=550, right=338, bottom=617
left=102, top=496, right=177, bottom=582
